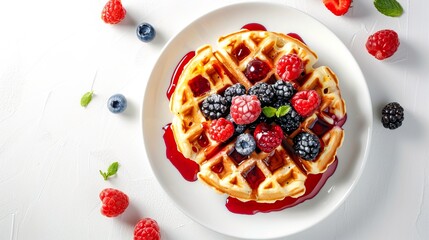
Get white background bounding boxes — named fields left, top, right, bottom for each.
left=1, top=0, right=428, bottom=239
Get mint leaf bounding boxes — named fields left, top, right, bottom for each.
left=80, top=91, right=94, bottom=107
left=262, top=107, right=277, bottom=118
left=276, top=105, right=291, bottom=118
left=374, top=0, right=403, bottom=17
left=99, top=162, right=119, bottom=180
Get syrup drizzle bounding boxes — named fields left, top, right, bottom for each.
left=166, top=51, right=196, bottom=100
left=241, top=23, right=267, bottom=31
left=163, top=124, right=199, bottom=182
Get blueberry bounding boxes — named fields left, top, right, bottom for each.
left=107, top=94, right=127, bottom=113
left=136, top=23, right=156, bottom=42
left=235, top=133, right=256, bottom=156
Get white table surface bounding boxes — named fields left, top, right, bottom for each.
left=1, top=0, right=428, bottom=239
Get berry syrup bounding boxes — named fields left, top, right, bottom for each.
left=241, top=23, right=267, bottom=31
left=167, top=51, right=196, bottom=100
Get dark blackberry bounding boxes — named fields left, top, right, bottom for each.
left=248, top=82, right=275, bottom=106
left=247, top=113, right=273, bottom=131
left=275, top=107, right=303, bottom=134
left=235, top=133, right=256, bottom=156
left=293, top=132, right=321, bottom=161
left=226, top=114, right=247, bottom=135
left=273, top=80, right=296, bottom=102
left=381, top=102, right=404, bottom=129
left=223, top=83, right=246, bottom=105
left=200, top=94, right=228, bottom=119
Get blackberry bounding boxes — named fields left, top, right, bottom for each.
left=293, top=132, right=321, bottom=161
left=273, top=80, right=296, bottom=102
left=275, top=107, right=303, bottom=134
left=248, top=82, right=275, bottom=106
left=226, top=114, right=247, bottom=135
left=235, top=133, right=256, bottom=156
left=200, top=94, right=228, bottom=119
left=223, top=83, right=246, bottom=105
left=247, top=113, right=273, bottom=131
left=381, top=102, right=404, bottom=129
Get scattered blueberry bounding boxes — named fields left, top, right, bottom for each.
left=235, top=133, right=256, bottom=156
left=136, top=23, right=156, bottom=42
left=107, top=94, right=127, bottom=113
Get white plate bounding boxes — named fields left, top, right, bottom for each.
left=142, top=2, right=372, bottom=239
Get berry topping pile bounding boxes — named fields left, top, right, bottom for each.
left=101, top=0, right=126, bottom=24
left=366, top=29, right=400, bottom=60
left=99, top=188, right=129, bottom=217
left=381, top=102, right=404, bottom=129
left=134, top=218, right=161, bottom=240
left=198, top=55, right=323, bottom=159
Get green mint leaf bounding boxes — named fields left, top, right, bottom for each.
left=276, top=105, right=291, bottom=118
left=374, top=0, right=403, bottom=17
left=99, top=162, right=119, bottom=181
left=262, top=106, right=277, bottom=118
left=80, top=91, right=94, bottom=107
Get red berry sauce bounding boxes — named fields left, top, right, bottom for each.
left=241, top=23, right=267, bottom=31
left=167, top=51, right=196, bottom=100
left=162, top=124, right=199, bottom=182
left=287, top=32, right=306, bottom=44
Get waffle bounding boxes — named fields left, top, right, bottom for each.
left=169, top=30, right=346, bottom=203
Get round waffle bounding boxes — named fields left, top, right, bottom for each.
left=169, top=30, right=346, bottom=203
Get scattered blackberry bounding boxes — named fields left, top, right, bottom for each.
left=273, top=80, right=296, bottom=102
left=235, top=133, right=256, bottom=156
left=381, top=102, right=404, bottom=129
left=223, top=83, right=246, bottom=105
left=275, top=107, right=303, bottom=134
left=293, top=132, right=321, bottom=161
left=248, top=82, right=275, bottom=106
left=200, top=94, right=228, bottom=119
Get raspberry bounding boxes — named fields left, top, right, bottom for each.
left=293, top=132, right=321, bottom=161
left=276, top=54, right=304, bottom=81
left=381, top=102, right=404, bottom=129
left=291, top=90, right=321, bottom=117
left=366, top=29, right=400, bottom=60
left=200, top=94, right=228, bottom=119
left=245, top=59, right=271, bottom=82
left=99, top=188, right=129, bottom=217
left=230, top=95, right=262, bottom=125
left=223, top=83, right=247, bottom=105
left=323, top=0, right=351, bottom=16
left=253, top=123, right=283, bottom=153
left=134, top=218, right=161, bottom=240
left=208, top=118, right=234, bottom=142
left=248, top=82, right=275, bottom=106
left=101, top=0, right=126, bottom=24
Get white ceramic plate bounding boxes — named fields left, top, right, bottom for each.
left=142, top=2, right=372, bottom=239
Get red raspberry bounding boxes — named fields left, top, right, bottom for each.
left=276, top=54, right=304, bottom=81
left=101, top=0, right=126, bottom=24
left=208, top=118, right=234, bottom=142
left=366, top=29, right=400, bottom=60
left=230, top=95, right=262, bottom=125
left=323, top=0, right=351, bottom=16
left=99, top=188, right=129, bottom=217
left=291, top=90, right=321, bottom=117
left=134, top=218, right=161, bottom=240
left=253, top=123, right=284, bottom=153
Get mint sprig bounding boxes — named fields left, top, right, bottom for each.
left=99, top=162, right=119, bottom=180
left=262, top=105, right=291, bottom=118
left=374, top=0, right=403, bottom=17
left=80, top=91, right=94, bottom=107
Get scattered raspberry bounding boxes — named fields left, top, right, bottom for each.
left=230, top=95, right=262, bottom=125
left=366, top=29, right=400, bottom=60
left=291, top=90, right=321, bottom=117
left=101, top=0, right=126, bottom=24
left=253, top=123, right=283, bottom=153
left=323, top=0, right=352, bottom=16
left=99, top=188, right=129, bottom=217
left=208, top=118, right=234, bottom=142
left=134, top=218, right=161, bottom=240
left=276, top=54, right=304, bottom=81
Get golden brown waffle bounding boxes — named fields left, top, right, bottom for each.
left=169, top=30, right=346, bottom=203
